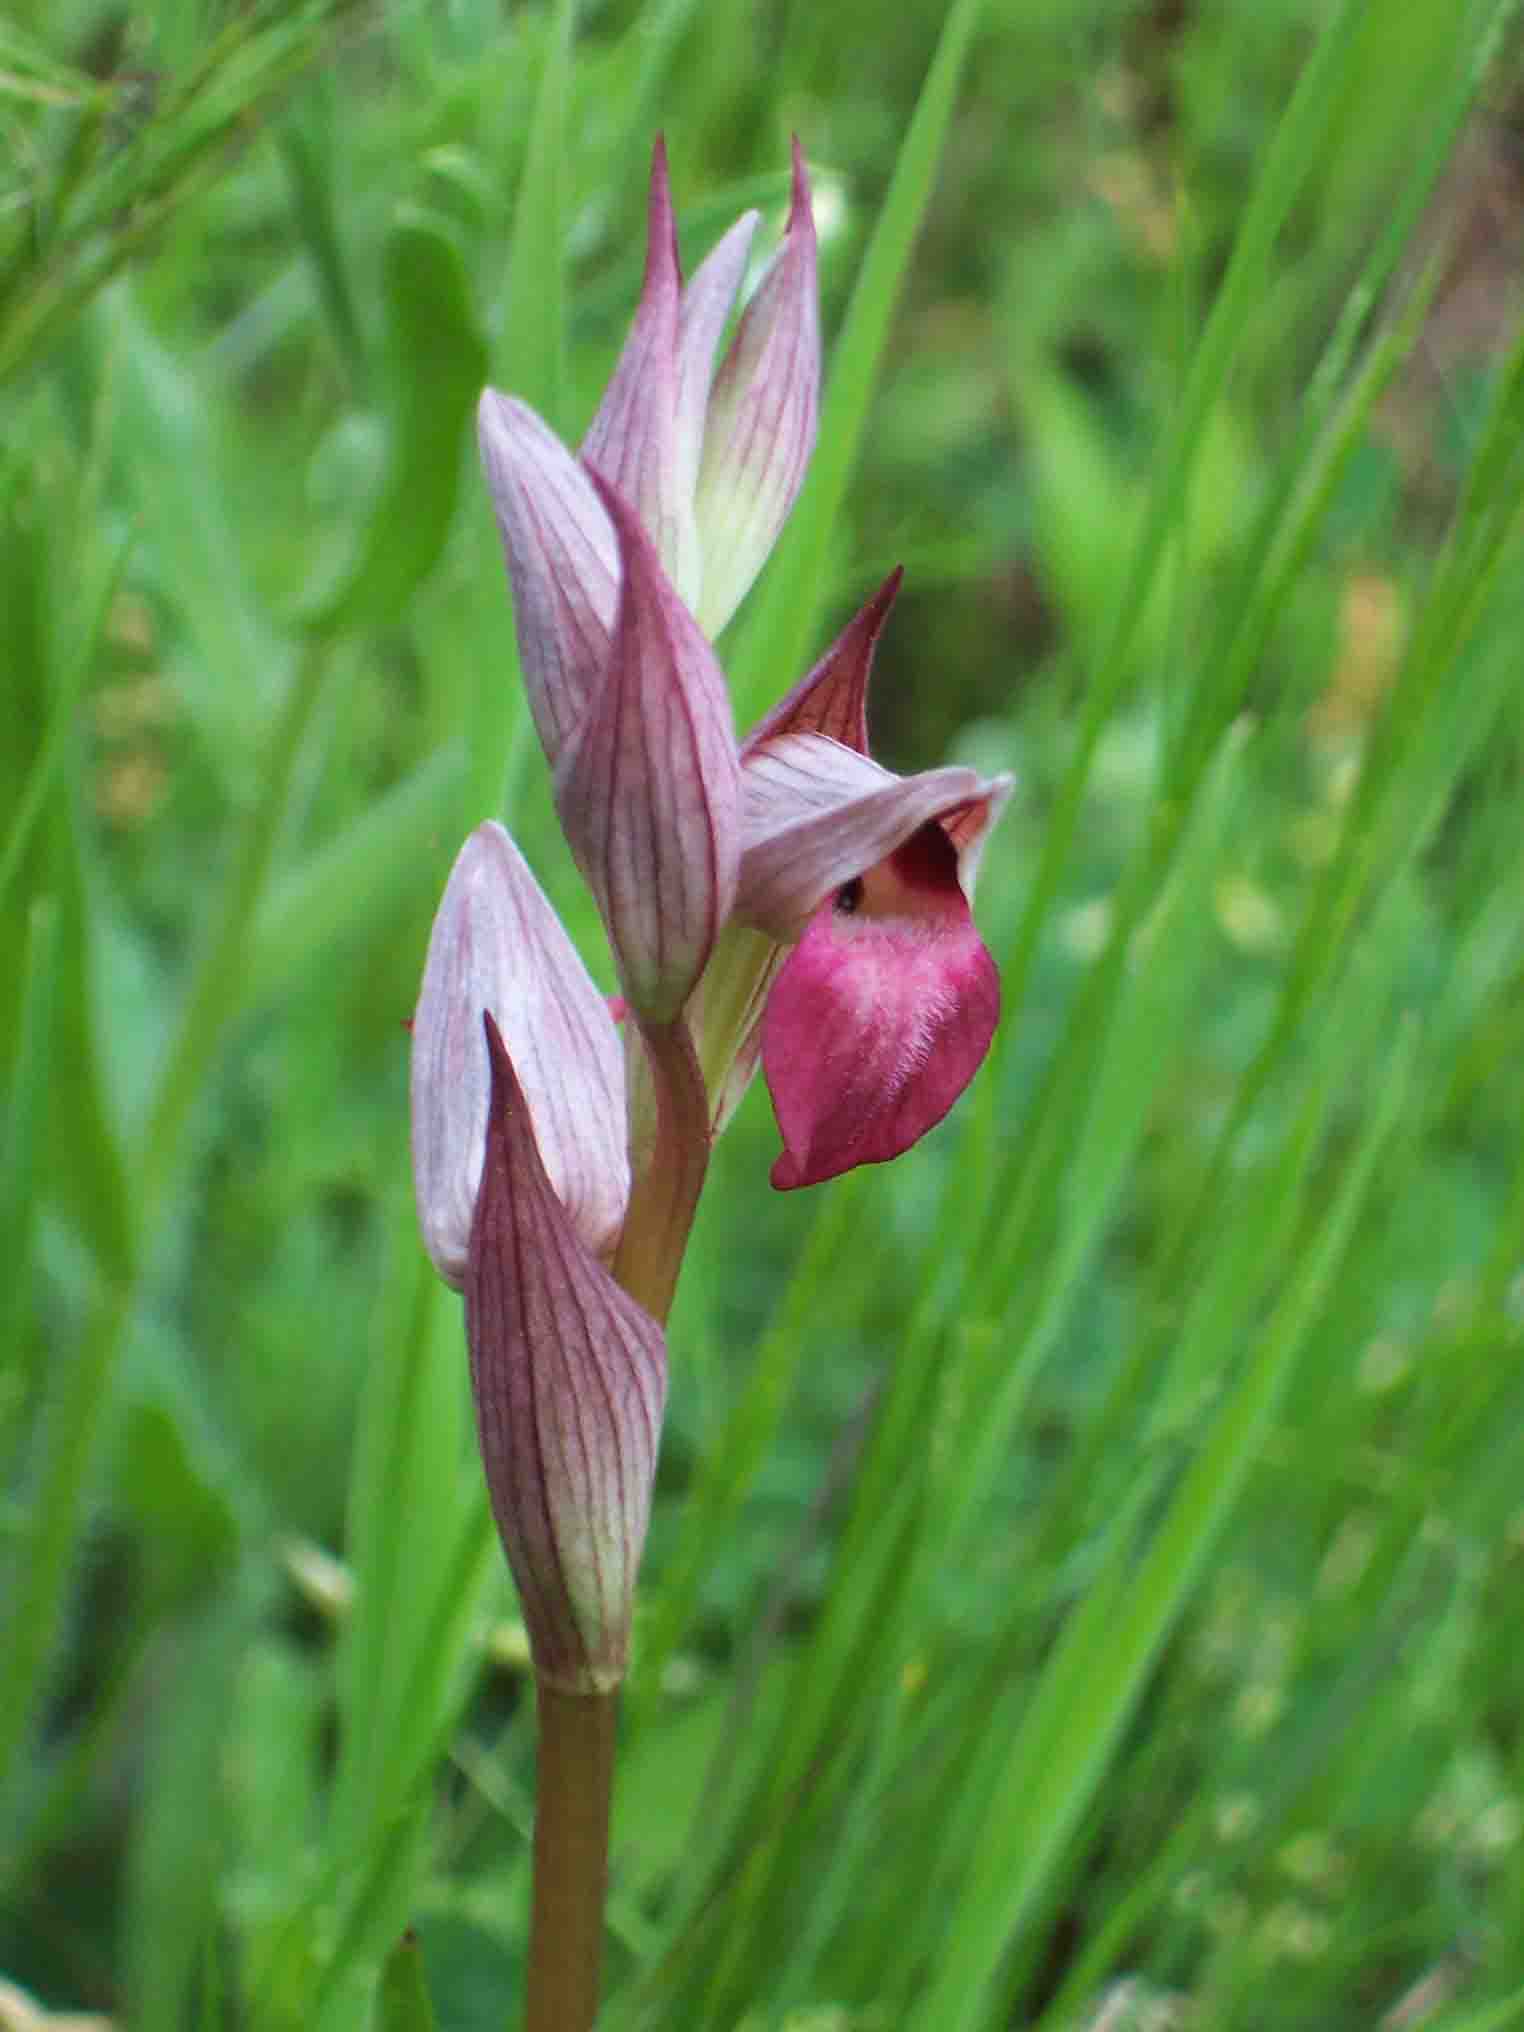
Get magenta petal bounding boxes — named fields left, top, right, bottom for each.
left=467, top=1015, right=666, bottom=1693
left=742, top=568, right=902, bottom=757
left=761, top=826, right=1001, bottom=1188
left=555, top=471, right=740, bottom=1022
left=477, top=392, right=617, bottom=772
left=580, top=138, right=696, bottom=603
left=693, top=137, right=820, bottom=636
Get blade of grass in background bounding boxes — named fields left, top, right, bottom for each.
left=992, top=0, right=1374, bottom=1044
left=729, top=0, right=989, bottom=722
left=496, top=0, right=571, bottom=427
left=0, top=0, right=366, bottom=389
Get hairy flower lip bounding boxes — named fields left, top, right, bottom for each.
left=762, top=821, right=1003, bottom=1190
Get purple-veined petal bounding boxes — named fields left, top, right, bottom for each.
left=762, top=824, right=1001, bottom=1189
left=410, top=823, right=629, bottom=1287
left=580, top=138, right=697, bottom=605
left=477, top=392, right=617, bottom=771
left=467, top=1014, right=666, bottom=1692
left=692, top=138, right=820, bottom=636
left=555, top=472, right=741, bottom=1023
left=739, top=731, right=1004, bottom=938
left=742, top=567, right=902, bottom=757
left=675, top=208, right=758, bottom=513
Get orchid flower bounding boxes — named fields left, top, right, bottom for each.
left=411, top=140, right=1010, bottom=1692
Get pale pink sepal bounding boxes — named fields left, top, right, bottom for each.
left=739, top=732, right=1001, bottom=939
left=467, top=1014, right=666, bottom=1693
left=477, top=392, right=617, bottom=772
left=762, top=825, right=1001, bottom=1189
left=693, top=138, right=821, bottom=637
left=580, top=138, right=699, bottom=606
left=743, top=568, right=903, bottom=757
left=555, top=472, right=741, bottom=1023
left=674, top=209, right=759, bottom=518
left=410, top=823, right=630, bottom=1288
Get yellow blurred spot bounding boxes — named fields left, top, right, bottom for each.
left=1089, top=151, right=1178, bottom=262
left=1309, top=572, right=1405, bottom=741
left=1213, top=874, right=1283, bottom=954
left=95, top=751, right=168, bottom=826
left=1358, top=1334, right=1412, bottom=1393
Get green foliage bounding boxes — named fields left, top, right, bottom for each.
left=4, top=0, right=1524, bottom=2027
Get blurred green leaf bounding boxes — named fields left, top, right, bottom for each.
left=730, top=0, right=988, bottom=721
left=377, top=1930, right=439, bottom=2032
left=496, top=0, right=571, bottom=424
left=248, top=741, right=468, bottom=1007
left=301, top=210, right=488, bottom=636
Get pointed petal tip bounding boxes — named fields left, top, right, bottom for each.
left=741, top=574, right=903, bottom=759
left=788, top=136, right=814, bottom=235
left=855, top=565, right=904, bottom=650
left=480, top=1006, right=516, bottom=1107
left=645, top=133, right=680, bottom=284
left=477, top=386, right=546, bottom=453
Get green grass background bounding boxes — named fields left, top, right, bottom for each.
left=4, top=1, right=1524, bottom=2026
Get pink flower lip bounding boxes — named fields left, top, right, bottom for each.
left=761, top=821, right=1002, bottom=1189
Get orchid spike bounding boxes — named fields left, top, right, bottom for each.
left=416, top=130, right=1015, bottom=2027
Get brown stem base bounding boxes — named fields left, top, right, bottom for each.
left=525, top=1682, right=618, bottom=2032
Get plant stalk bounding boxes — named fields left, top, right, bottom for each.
left=525, top=1682, right=618, bottom=2032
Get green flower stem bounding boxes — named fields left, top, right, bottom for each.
left=525, top=1683, right=618, bottom=2032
